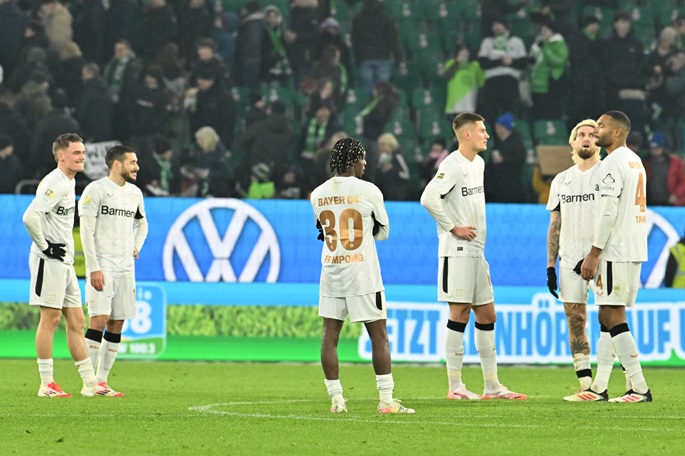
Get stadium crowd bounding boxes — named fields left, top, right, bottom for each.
left=1, top=0, right=685, bottom=204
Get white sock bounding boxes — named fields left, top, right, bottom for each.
left=97, top=339, right=120, bottom=383
left=37, top=358, right=54, bottom=387
left=573, top=353, right=592, bottom=390
left=475, top=326, right=500, bottom=392
left=376, top=373, right=394, bottom=404
left=612, top=331, right=648, bottom=394
left=591, top=330, right=614, bottom=393
left=86, top=338, right=101, bottom=372
left=75, top=358, right=97, bottom=388
left=623, top=367, right=632, bottom=392
left=324, top=378, right=343, bottom=401
left=445, top=327, right=465, bottom=391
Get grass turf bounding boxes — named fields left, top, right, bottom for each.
left=1, top=360, right=683, bottom=455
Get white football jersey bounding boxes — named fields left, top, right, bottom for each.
left=25, top=169, right=77, bottom=264
left=547, top=161, right=601, bottom=268
left=595, top=146, right=648, bottom=262
left=311, top=176, right=388, bottom=297
left=420, top=150, right=486, bottom=257
left=79, top=177, right=146, bottom=275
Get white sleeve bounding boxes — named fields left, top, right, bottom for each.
left=80, top=215, right=100, bottom=272
left=22, top=201, right=48, bottom=251
left=420, top=162, right=458, bottom=233
left=133, top=191, right=148, bottom=251
left=593, top=195, right=619, bottom=250
left=370, top=186, right=389, bottom=241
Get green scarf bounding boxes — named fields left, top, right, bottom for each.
left=358, top=97, right=379, bottom=117
left=337, top=62, right=348, bottom=95
left=153, top=152, right=172, bottom=191
left=267, top=27, right=290, bottom=76
left=305, top=117, right=328, bottom=152
left=493, top=32, right=510, bottom=51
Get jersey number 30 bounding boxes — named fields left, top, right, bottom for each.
left=320, top=209, right=363, bottom=252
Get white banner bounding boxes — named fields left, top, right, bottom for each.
left=84, top=141, right=120, bottom=180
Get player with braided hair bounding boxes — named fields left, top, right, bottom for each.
left=311, top=137, right=414, bottom=414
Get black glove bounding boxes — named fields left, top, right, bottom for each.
left=316, top=221, right=324, bottom=241
left=546, top=267, right=558, bottom=298
left=43, top=240, right=66, bottom=261
left=573, top=259, right=583, bottom=275
left=371, top=212, right=381, bottom=236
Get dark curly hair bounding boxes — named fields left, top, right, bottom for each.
left=329, top=137, right=365, bottom=174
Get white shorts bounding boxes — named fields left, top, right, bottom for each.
left=593, top=261, right=641, bottom=308
left=86, top=273, right=137, bottom=320
left=437, top=256, right=494, bottom=305
left=559, top=265, right=592, bottom=304
left=319, top=291, right=386, bottom=323
left=29, top=254, right=81, bottom=309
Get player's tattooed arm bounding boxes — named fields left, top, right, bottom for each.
left=547, top=211, right=561, bottom=267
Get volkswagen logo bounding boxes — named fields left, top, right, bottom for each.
left=163, top=199, right=281, bottom=282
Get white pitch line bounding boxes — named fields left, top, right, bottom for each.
left=187, top=401, right=682, bottom=431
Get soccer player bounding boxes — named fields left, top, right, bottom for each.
left=310, top=137, right=414, bottom=414
left=420, top=113, right=526, bottom=401
left=80, top=145, right=148, bottom=397
left=579, top=111, right=652, bottom=402
left=546, top=119, right=613, bottom=400
left=22, top=133, right=99, bottom=397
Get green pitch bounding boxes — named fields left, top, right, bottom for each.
left=1, top=360, right=683, bottom=455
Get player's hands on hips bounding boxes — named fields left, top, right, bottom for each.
left=90, top=270, right=105, bottom=292
left=133, top=248, right=139, bottom=260
left=42, top=240, right=66, bottom=261
left=580, top=255, right=599, bottom=281
left=451, top=225, right=477, bottom=241
left=546, top=267, right=558, bottom=298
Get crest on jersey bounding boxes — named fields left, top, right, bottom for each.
left=436, top=173, right=445, bottom=179
left=82, top=195, right=91, bottom=204
left=602, top=174, right=615, bottom=184
left=45, top=189, right=55, bottom=198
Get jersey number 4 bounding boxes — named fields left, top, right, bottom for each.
left=319, top=209, right=363, bottom=252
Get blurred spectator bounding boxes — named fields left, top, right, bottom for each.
left=643, top=132, right=685, bottom=207
left=127, top=67, right=171, bottom=145
left=38, top=0, right=73, bottom=58
left=177, top=0, right=214, bottom=65
left=151, top=42, right=187, bottom=99
left=477, top=18, right=528, bottom=123
left=242, top=162, right=275, bottom=199
left=301, top=130, right=345, bottom=193
left=440, top=45, right=485, bottom=120
left=105, top=0, right=140, bottom=58
left=74, top=63, right=113, bottom=142
left=284, top=0, right=319, bottom=88
left=310, top=45, right=347, bottom=109
left=529, top=19, right=569, bottom=120
left=274, top=163, right=306, bottom=199
left=300, top=104, right=337, bottom=162
left=0, top=0, right=31, bottom=80
left=648, top=27, right=679, bottom=133
left=664, top=228, right=685, bottom=287
left=30, top=88, right=80, bottom=178
left=72, top=0, right=106, bottom=65
left=58, top=41, right=86, bottom=101
left=358, top=80, right=398, bottom=180
left=602, top=12, right=649, bottom=137
left=8, top=46, right=55, bottom=95
left=183, top=126, right=234, bottom=197
left=0, top=135, right=24, bottom=193
left=212, top=10, right=239, bottom=74
left=665, top=52, right=685, bottom=148
left=314, top=17, right=354, bottom=89
left=235, top=0, right=264, bottom=91
left=626, top=130, right=645, bottom=156
left=134, top=0, right=178, bottom=63
left=188, top=38, right=231, bottom=90
left=567, top=15, right=604, bottom=129
left=14, top=71, right=52, bottom=132
left=0, top=86, right=31, bottom=166
left=306, top=77, right=339, bottom=124
left=104, top=39, right=142, bottom=141
left=351, top=0, right=402, bottom=95
left=485, top=112, right=526, bottom=202
left=415, top=137, right=449, bottom=186
left=261, top=4, right=292, bottom=87
left=481, top=0, right=529, bottom=36
left=187, top=66, right=236, bottom=149
left=241, top=100, right=293, bottom=171
left=18, top=20, right=62, bottom=77
left=138, top=137, right=181, bottom=196
left=375, top=132, right=410, bottom=201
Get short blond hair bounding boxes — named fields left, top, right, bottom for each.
left=377, top=132, right=399, bottom=151
left=568, top=119, right=597, bottom=144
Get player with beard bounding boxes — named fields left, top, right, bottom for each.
left=546, top=119, right=619, bottom=400
left=580, top=111, right=652, bottom=402
left=79, top=145, right=148, bottom=397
